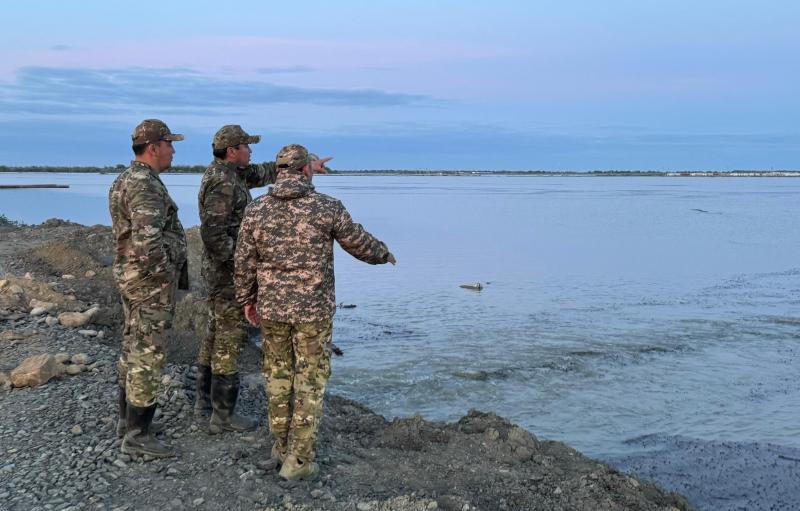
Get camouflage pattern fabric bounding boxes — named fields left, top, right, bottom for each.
left=195, top=294, right=247, bottom=375
left=109, top=160, right=187, bottom=407
left=234, top=143, right=392, bottom=463
left=132, top=119, right=184, bottom=146
left=234, top=170, right=391, bottom=323
left=212, top=124, right=261, bottom=150
left=260, top=318, right=332, bottom=461
left=197, top=158, right=277, bottom=374
left=116, top=290, right=175, bottom=407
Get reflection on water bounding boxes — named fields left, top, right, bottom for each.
left=2, top=173, right=800, bottom=457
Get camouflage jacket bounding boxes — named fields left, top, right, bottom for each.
left=234, top=172, right=391, bottom=322
left=108, top=161, right=188, bottom=299
left=198, top=159, right=277, bottom=291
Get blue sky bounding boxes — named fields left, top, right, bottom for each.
left=1, top=1, right=798, bottom=170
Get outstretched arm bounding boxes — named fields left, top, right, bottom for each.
left=332, top=202, right=394, bottom=265
left=242, top=161, right=278, bottom=189
left=243, top=156, right=332, bottom=188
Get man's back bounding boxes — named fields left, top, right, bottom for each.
left=234, top=171, right=390, bottom=323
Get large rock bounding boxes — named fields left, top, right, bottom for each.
left=58, top=306, right=99, bottom=328
left=0, top=276, right=83, bottom=313
left=10, top=354, right=62, bottom=388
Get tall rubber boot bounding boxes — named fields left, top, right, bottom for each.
left=121, top=404, right=174, bottom=458
left=208, top=373, right=258, bottom=434
left=117, top=387, right=164, bottom=438
left=194, top=365, right=212, bottom=417
left=116, top=386, right=127, bottom=438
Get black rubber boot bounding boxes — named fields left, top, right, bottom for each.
left=194, top=365, right=212, bottom=417
left=121, top=404, right=174, bottom=458
left=117, top=387, right=164, bottom=438
left=208, top=373, right=258, bottom=434
left=116, top=386, right=127, bottom=438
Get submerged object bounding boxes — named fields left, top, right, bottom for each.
left=459, top=282, right=483, bottom=291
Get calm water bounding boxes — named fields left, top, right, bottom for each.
left=2, top=172, right=799, bottom=458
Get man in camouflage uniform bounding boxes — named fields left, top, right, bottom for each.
left=196, top=126, right=330, bottom=434
left=108, top=119, right=188, bottom=458
left=234, top=144, right=395, bottom=480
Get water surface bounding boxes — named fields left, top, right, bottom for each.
left=2, top=173, right=799, bottom=458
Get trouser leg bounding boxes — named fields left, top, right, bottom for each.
left=209, top=295, right=247, bottom=376
left=125, top=301, right=172, bottom=408
left=194, top=296, right=216, bottom=415
left=206, top=293, right=256, bottom=432
left=117, top=295, right=132, bottom=389
left=261, top=319, right=295, bottom=453
left=195, top=295, right=215, bottom=368
left=288, top=320, right=332, bottom=462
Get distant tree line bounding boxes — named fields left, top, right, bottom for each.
left=0, top=165, right=207, bottom=174
left=1, top=165, right=798, bottom=176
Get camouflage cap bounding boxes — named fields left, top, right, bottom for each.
left=131, top=119, right=184, bottom=145
left=276, top=144, right=311, bottom=173
left=213, top=125, right=261, bottom=150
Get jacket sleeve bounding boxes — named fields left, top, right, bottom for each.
left=199, top=180, right=235, bottom=262
left=127, top=177, right=171, bottom=282
left=234, top=208, right=259, bottom=306
left=243, top=161, right=277, bottom=189
left=332, top=201, right=390, bottom=264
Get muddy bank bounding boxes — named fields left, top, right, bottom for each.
left=0, top=220, right=695, bottom=510
left=610, top=434, right=800, bottom=511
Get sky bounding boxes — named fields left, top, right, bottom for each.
left=1, top=1, right=798, bottom=170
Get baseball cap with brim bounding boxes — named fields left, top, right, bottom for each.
left=213, top=125, right=261, bottom=150
left=132, top=119, right=184, bottom=145
left=276, top=144, right=310, bottom=173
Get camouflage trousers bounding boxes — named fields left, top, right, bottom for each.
left=117, top=282, right=176, bottom=408
left=196, top=287, right=247, bottom=376
left=260, top=318, right=333, bottom=462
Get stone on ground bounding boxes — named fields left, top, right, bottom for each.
left=10, top=354, right=61, bottom=388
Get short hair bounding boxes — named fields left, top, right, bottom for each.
left=132, top=143, right=148, bottom=156
left=212, top=147, right=228, bottom=159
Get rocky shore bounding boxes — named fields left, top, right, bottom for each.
left=0, top=220, right=694, bottom=511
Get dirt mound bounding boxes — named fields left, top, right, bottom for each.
left=313, top=397, right=691, bottom=511
left=20, top=240, right=107, bottom=277
left=38, top=218, right=83, bottom=228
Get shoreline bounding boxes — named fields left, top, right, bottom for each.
left=2, top=220, right=799, bottom=510
left=0, top=219, right=693, bottom=511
